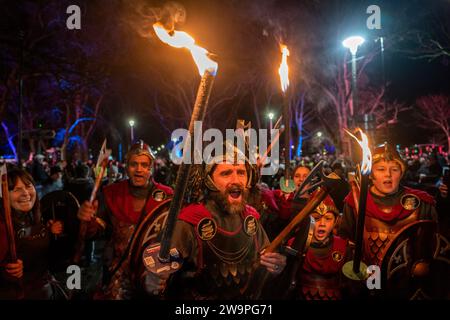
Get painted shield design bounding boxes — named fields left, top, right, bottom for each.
left=128, top=198, right=172, bottom=284
left=381, top=220, right=450, bottom=299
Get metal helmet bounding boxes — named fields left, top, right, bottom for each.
left=125, top=140, right=155, bottom=165
left=312, top=194, right=339, bottom=217
left=372, top=142, right=406, bottom=175
left=204, top=140, right=253, bottom=191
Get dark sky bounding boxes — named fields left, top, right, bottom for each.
left=1, top=0, right=449, bottom=157
left=131, top=0, right=450, bottom=149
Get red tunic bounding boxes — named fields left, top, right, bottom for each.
left=178, top=203, right=260, bottom=225
left=299, top=236, right=348, bottom=300
left=344, top=186, right=435, bottom=222
left=98, top=179, right=173, bottom=299
left=103, top=179, right=173, bottom=224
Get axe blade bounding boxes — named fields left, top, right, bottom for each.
left=293, top=160, right=324, bottom=201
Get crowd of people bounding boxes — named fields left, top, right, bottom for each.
left=1, top=140, right=449, bottom=300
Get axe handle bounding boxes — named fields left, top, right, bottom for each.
left=265, top=187, right=329, bottom=253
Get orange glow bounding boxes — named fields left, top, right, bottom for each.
left=278, top=45, right=290, bottom=93
left=345, top=128, right=372, bottom=175
left=153, top=22, right=218, bottom=76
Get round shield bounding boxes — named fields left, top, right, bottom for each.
left=380, top=220, right=450, bottom=299
left=128, top=198, right=172, bottom=285
left=40, top=190, right=80, bottom=271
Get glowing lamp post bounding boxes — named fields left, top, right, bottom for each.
left=342, top=36, right=365, bottom=125
left=268, top=112, right=274, bottom=128
left=129, top=119, right=135, bottom=143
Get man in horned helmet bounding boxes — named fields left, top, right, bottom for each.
left=145, top=140, right=286, bottom=299
left=77, top=140, right=173, bottom=299
left=339, top=142, right=446, bottom=299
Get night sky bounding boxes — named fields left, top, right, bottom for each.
left=0, top=0, right=449, bottom=158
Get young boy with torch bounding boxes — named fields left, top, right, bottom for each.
left=339, top=142, right=440, bottom=299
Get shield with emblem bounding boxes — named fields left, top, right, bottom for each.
left=128, top=198, right=172, bottom=285
left=40, top=190, right=80, bottom=271
left=380, top=220, right=450, bottom=299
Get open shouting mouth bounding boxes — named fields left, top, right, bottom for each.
left=383, top=180, right=393, bottom=188
left=227, top=186, right=244, bottom=203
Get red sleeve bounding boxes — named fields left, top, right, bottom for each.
left=178, top=204, right=212, bottom=225
left=273, top=190, right=294, bottom=220
left=244, top=205, right=261, bottom=220
left=344, top=191, right=356, bottom=208
left=260, top=188, right=279, bottom=212
left=287, top=236, right=295, bottom=247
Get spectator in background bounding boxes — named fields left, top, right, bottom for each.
left=30, top=154, right=49, bottom=198
left=41, top=166, right=64, bottom=198
left=65, top=164, right=94, bottom=204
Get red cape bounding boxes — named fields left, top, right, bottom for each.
left=303, top=236, right=348, bottom=274
left=178, top=203, right=260, bottom=226
left=344, top=186, right=435, bottom=222
left=103, top=180, right=173, bottom=224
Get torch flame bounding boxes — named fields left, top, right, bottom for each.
left=278, top=45, right=290, bottom=93
left=153, top=22, right=218, bottom=76
left=345, top=128, right=372, bottom=175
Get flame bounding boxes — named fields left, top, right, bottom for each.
left=345, top=128, right=372, bottom=175
left=278, top=45, right=290, bottom=93
left=153, top=22, right=218, bottom=76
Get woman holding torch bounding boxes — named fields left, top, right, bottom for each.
left=0, top=165, right=64, bottom=299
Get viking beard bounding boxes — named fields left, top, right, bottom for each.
left=210, top=184, right=249, bottom=215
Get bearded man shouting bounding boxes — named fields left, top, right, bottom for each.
left=145, top=143, right=286, bottom=299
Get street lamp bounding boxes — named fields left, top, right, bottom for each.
left=268, top=112, right=274, bottom=133
left=317, top=131, right=323, bottom=138
left=376, top=36, right=388, bottom=141
left=342, top=36, right=365, bottom=125
left=128, top=119, right=135, bottom=143
left=268, top=112, right=274, bottom=128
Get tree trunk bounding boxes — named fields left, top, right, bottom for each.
left=61, top=103, right=71, bottom=161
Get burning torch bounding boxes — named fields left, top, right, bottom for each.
left=142, top=22, right=218, bottom=277
left=278, top=45, right=296, bottom=194
left=342, top=128, right=372, bottom=280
